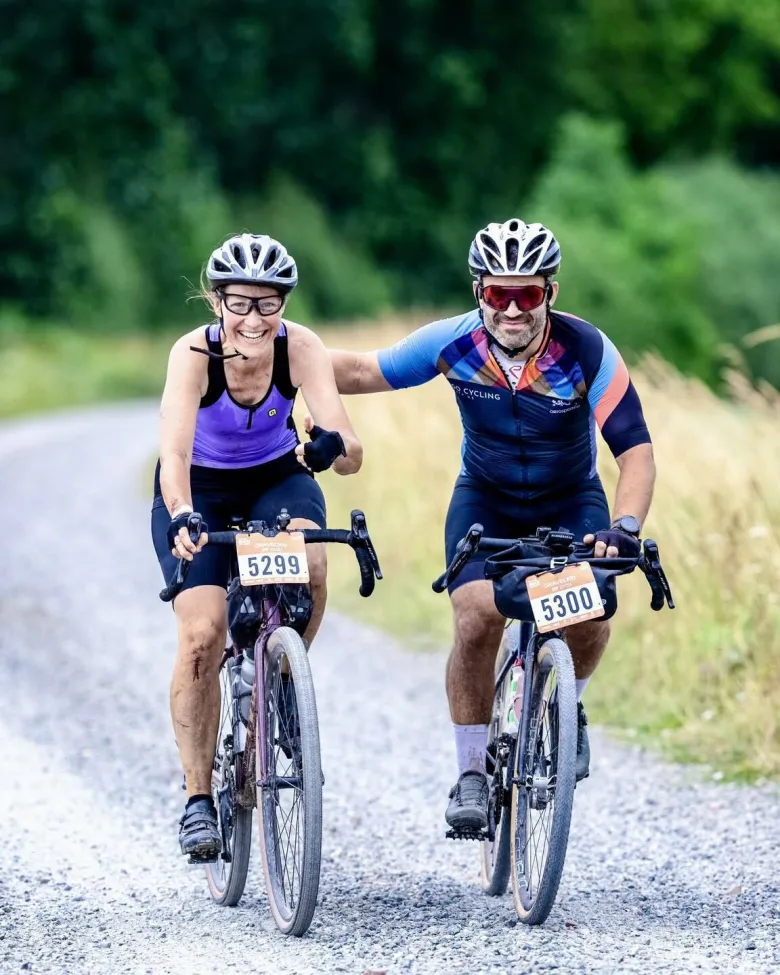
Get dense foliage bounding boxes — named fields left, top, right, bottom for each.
left=2, top=0, right=779, bottom=381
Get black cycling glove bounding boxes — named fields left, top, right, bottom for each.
left=592, top=527, right=641, bottom=558
left=167, top=511, right=208, bottom=551
left=302, top=425, right=347, bottom=473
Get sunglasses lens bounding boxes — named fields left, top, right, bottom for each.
left=483, top=285, right=546, bottom=311
left=482, top=286, right=510, bottom=311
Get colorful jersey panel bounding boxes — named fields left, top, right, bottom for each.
left=377, top=310, right=650, bottom=499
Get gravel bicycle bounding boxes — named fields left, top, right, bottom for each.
left=433, top=523, right=674, bottom=925
left=159, top=508, right=381, bottom=936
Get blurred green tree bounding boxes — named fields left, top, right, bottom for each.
left=1, top=0, right=779, bottom=386
left=560, top=0, right=780, bottom=164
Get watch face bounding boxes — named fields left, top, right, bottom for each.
left=618, top=516, right=641, bottom=536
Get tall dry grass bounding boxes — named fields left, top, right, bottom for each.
left=317, top=321, right=780, bottom=780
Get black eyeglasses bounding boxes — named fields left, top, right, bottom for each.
left=218, top=291, right=285, bottom=316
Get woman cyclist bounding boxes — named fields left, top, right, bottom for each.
left=151, top=233, right=362, bottom=860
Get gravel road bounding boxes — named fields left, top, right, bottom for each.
left=0, top=404, right=779, bottom=975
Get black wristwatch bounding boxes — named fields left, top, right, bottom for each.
left=611, top=515, right=641, bottom=537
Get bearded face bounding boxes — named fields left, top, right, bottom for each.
left=475, top=274, right=558, bottom=354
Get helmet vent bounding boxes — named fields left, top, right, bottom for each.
left=232, top=244, right=247, bottom=268
left=213, top=259, right=230, bottom=273
left=250, top=244, right=261, bottom=263
left=479, top=233, right=501, bottom=259
left=508, top=220, right=519, bottom=232
left=264, top=246, right=279, bottom=270
left=517, top=234, right=546, bottom=273
left=506, top=239, right=519, bottom=271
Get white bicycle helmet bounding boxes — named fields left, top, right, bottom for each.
left=206, top=233, right=298, bottom=292
left=468, top=219, right=561, bottom=278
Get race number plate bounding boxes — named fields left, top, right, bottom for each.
left=236, top=531, right=309, bottom=586
left=525, top=562, right=604, bottom=632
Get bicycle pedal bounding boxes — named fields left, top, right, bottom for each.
left=446, top=828, right=487, bottom=841
left=187, top=851, right=219, bottom=865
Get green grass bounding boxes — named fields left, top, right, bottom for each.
left=0, top=328, right=177, bottom=418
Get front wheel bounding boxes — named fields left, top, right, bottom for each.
left=257, top=626, right=323, bottom=936
left=509, top=636, right=576, bottom=925
left=206, top=658, right=253, bottom=906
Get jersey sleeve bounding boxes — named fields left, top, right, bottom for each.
left=586, top=330, right=651, bottom=457
left=376, top=315, right=462, bottom=389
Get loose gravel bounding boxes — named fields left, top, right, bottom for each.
left=0, top=404, right=778, bottom=975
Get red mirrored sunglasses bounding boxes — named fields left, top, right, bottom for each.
left=480, top=283, right=549, bottom=312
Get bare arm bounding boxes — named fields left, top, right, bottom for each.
left=612, top=442, right=656, bottom=528
left=158, top=332, right=209, bottom=516
left=290, top=327, right=363, bottom=475
left=329, top=349, right=393, bottom=395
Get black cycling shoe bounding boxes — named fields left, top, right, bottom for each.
left=445, top=770, right=490, bottom=832
left=179, top=797, right=222, bottom=863
left=576, top=702, right=591, bottom=782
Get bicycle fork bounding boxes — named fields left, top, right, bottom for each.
left=512, top=628, right=544, bottom=793
left=253, top=599, right=281, bottom=788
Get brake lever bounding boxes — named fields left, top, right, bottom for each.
left=432, top=523, right=484, bottom=593
left=350, top=510, right=383, bottom=580
left=642, top=539, right=675, bottom=610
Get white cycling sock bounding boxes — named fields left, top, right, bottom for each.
left=575, top=677, right=591, bottom=702
left=453, top=723, right=489, bottom=776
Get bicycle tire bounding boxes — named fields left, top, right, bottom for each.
left=510, top=636, right=576, bottom=924
left=480, top=622, right=522, bottom=895
left=257, top=626, right=322, bottom=936
left=206, top=660, right=253, bottom=906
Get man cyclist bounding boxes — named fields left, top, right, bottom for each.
left=330, top=220, right=654, bottom=831
left=152, top=233, right=362, bottom=860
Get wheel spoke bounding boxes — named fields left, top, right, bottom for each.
left=524, top=670, right=557, bottom=892
left=267, top=665, right=306, bottom=910
left=516, top=660, right=563, bottom=906
left=258, top=634, right=322, bottom=935
left=207, top=660, right=251, bottom=904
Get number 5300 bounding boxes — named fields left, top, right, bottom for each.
left=539, top=587, right=595, bottom=622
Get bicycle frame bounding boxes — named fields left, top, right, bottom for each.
left=495, top=621, right=554, bottom=791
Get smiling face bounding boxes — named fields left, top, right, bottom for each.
left=474, top=273, right=559, bottom=353
left=210, top=283, right=287, bottom=358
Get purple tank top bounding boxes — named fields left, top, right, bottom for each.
left=191, top=322, right=299, bottom=469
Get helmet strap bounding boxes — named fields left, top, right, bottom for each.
left=218, top=319, right=249, bottom=361
left=189, top=317, right=248, bottom=361
left=475, top=292, right=540, bottom=360
left=487, top=332, right=535, bottom=359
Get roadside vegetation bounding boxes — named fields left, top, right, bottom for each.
left=321, top=324, right=780, bottom=782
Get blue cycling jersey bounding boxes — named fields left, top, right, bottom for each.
left=377, top=309, right=651, bottom=500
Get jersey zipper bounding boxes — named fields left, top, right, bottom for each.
left=246, top=406, right=257, bottom=430
left=491, top=325, right=555, bottom=501
left=489, top=347, right=528, bottom=494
